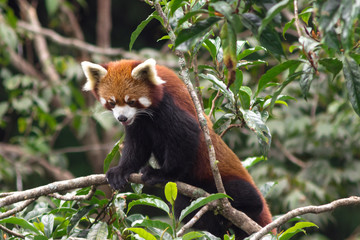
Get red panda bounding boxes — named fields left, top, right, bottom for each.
left=81, top=58, right=274, bottom=238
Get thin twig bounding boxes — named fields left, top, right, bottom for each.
left=250, top=196, right=360, bottom=240
left=209, top=91, right=222, bottom=117
left=0, top=224, right=25, bottom=239
left=0, top=199, right=36, bottom=219
left=177, top=205, right=210, bottom=237
left=219, top=124, right=244, bottom=138
left=48, top=185, right=96, bottom=201
left=274, top=139, right=307, bottom=168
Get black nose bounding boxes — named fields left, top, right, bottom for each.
left=117, top=115, right=128, bottom=122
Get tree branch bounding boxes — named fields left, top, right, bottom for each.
left=0, top=175, right=107, bottom=208
left=17, top=0, right=60, bottom=85
left=250, top=196, right=360, bottom=240
left=16, top=20, right=137, bottom=58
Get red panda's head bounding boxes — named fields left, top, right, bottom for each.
left=81, top=58, right=165, bottom=126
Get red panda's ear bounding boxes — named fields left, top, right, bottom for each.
left=81, top=61, right=108, bottom=91
left=131, top=58, right=166, bottom=85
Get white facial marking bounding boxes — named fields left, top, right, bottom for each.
left=124, top=95, right=130, bottom=102
left=112, top=105, right=137, bottom=126
left=139, top=97, right=152, bottom=107
left=100, top=97, right=106, bottom=105
left=110, top=96, right=116, bottom=102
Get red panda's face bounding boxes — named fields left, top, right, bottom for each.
left=81, top=59, right=165, bottom=126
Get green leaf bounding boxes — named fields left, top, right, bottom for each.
left=203, top=39, right=217, bottom=61
left=199, top=73, right=235, bottom=105
left=34, top=236, right=48, bottom=240
left=0, top=217, right=42, bottom=235
left=256, top=60, right=301, bottom=96
left=126, top=227, right=157, bottom=240
left=268, top=71, right=302, bottom=112
left=340, top=0, right=357, bottom=52
left=319, top=0, right=341, bottom=32
left=343, top=55, right=360, bottom=117
left=221, top=21, right=237, bottom=87
left=132, top=219, right=173, bottom=235
left=210, top=2, right=233, bottom=21
left=280, top=222, right=318, bottom=240
left=213, top=113, right=235, bottom=132
left=12, top=96, right=33, bottom=112
left=259, top=0, right=290, bottom=34
left=129, top=12, right=162, bottom=51
left=0, top=102, right=9, bottom=120
left=164, top=182, right=177, bottom=205
left=33, top=221, right=45, bottom=233
left=259, top=181, right=276, bottom=197
left=87, top=222, right=108, bottom=240
left=127, top=198, right=170, bottom=215
left=182, top=231, right=205, bottom=240
left=259, top=27, right=285, bottom=57
left=45, top=0, right=60, bottom=16
left=175, top=17, right=220, bottom=47
left=299, top=7, right=313, bottom=25
left=319, top=58, right=343, bottom=80
left=231, top=68, right=243, bottom=96
left=177, top=9, right=209, bottom=27
left=239, top=86, right=252, bottom=109
left=0, top=22, right=17, bottom=50
left=236, top=40, right=248, bottom=56
left=299, top=63, right=315, bottom=100
left=240, top=109, right=271, bottom=156
left=169, top=0, right=187, bottom=16
left=242, top=156, right=266, bottom=169
left=103, top=136, right=124, bottom=173
left=179, top=193, right=230, bottom=222
left=283, top=19, right=295, bottom=39
left=237, top=46, right=266, bottom=60
left=42, top=215, right=54, bottom=238
left=67, top=205, right=95, bottom=235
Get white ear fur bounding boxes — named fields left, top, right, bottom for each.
left=131, top=58, right=166, bottom=85
left=81, top=61, right=108, bottom=91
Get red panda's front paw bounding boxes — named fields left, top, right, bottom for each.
left=106, top=166, right=129, bottom=190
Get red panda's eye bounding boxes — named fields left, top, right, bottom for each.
left=108, top=101, right=116, bottom=107
left=127, top=100, right=135, bottom=106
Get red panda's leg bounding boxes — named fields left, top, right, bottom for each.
left=106, top=127, right=152, bottom=190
